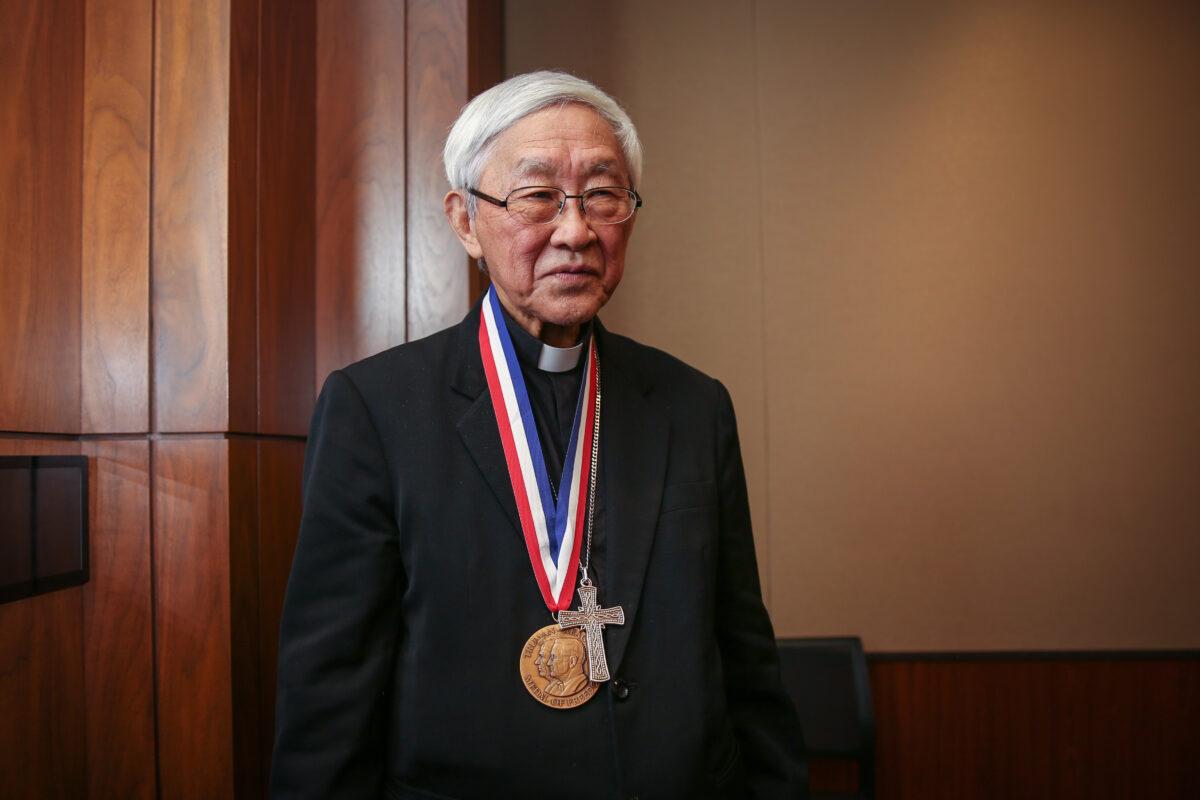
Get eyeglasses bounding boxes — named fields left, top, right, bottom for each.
left=469, top=186, right=643, bottom=225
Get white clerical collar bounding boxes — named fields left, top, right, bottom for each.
left=537, top=341, right=584, bottom=373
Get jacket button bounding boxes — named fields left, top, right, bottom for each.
left=611, top=679, right=631, bottom=700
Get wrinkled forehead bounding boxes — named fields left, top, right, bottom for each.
left=509, top=155, right=624, bottom=184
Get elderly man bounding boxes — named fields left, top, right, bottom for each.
left=271, top=71, right=806, bottom=799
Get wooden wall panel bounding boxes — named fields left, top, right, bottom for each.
left=81, top=439, right=155, bottom=799
left=81, top=0, right=152, bottom=434
left=227, top=0, right=260, bottom=434
left=467, top=0, right=503, bottom=99
left=3, top=2, right=499, bottom=798
left=228, top=439, right=263, bottom=798
left=154, top=438, right=234, bottom=798
left=153, top=0, right=232, bottom=432
left=0, top=439, right=85, bottom=799
left=315, top=0, right=408, bottom=383
left=0, top=589, right=87, bottom=800
left=868, top=656, right=1200, bottom=800
left=255, top=439, right=305, bottom=781
left=465, top=0, right=501, bottom=306
left=406, top=0, right=471, bottom=340
left=258, top=0, right=316, bottom=434
left=0, top=0, right=84, bottom=433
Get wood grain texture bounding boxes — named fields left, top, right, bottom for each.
left=258, top=0, right=316, bottom=434
left=80, top=439, right=156, bottom=798
left=81, top=0, right=152, bottom=434
left=0, top=0, right=84, bottom=433
left=315, top=0, right=408, bottom=383
left=467, top=0, right=502, bottom=98
left=153, top=437, right=234, bottom=798
left=255, top=439, right=305, bottom=781
left=0, top=439, right=85, bottom=798
left=869, top=656, right=1200, bottom=800
left=0, top=589, right=87, bottom=799
left=152, top=0, right=231, bottom=432
left=227, top=0, right=260, bottom=434
left=406, top=0, right=470, bottom=340
left=228, top=438, right=262, bottom=798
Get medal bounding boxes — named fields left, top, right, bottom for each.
left=478, top=288, right=624, bottom=708
left=518, top=625, right=599, bottom=709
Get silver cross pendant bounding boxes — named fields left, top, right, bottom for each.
left=558, top=582, right=625, bottom=682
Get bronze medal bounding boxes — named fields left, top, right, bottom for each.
left=518, top=624, right=599, bottom=709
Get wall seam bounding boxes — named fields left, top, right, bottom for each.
left=78, top=5, right=87, bottom=437
left=254, top=0, right=264, bottom=435
left=77, top=5, right=90, bottom=791
left=253, top=3, right=267, bottom=787
left=147, top=0, right=163, bottom=796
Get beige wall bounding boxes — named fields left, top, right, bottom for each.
left=506, top=0, right=1200, bottom=651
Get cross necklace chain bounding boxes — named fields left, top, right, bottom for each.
left=555, top=359, right=625, bottom=683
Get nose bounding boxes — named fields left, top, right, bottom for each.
left=549, top=198, right=596, bottom=250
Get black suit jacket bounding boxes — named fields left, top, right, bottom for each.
left=271, top=303, right=807, bottom=799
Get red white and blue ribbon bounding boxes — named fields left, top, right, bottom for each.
left=478, top=288, right=598, bottom=612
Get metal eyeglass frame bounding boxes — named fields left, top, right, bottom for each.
left=468, top=186, right=643, bottom=225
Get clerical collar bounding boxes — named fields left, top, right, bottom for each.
left=537, top=341, right=584, bottom=372
left=499, top=305, right=590, bottom=373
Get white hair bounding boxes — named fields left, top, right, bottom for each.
left=443, top=71, right=643, bottom=212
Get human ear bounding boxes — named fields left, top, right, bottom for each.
left=443, top=190, right=484, bottom=260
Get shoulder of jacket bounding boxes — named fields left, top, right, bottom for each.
left=601, top=328, right=721, bottom=395
left=329, top=322, right=460, bottom=395
left=343, top=326, right=458, bottom=379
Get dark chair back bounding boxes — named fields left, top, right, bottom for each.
left=777, top=636, right=875, bottom=799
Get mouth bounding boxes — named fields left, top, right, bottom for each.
left=544, top=264, right=600, bottom=279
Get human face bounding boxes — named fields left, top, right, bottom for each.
left=547, top=642, right=571, bottom=679
left=444, top=104, right=636, bottom=346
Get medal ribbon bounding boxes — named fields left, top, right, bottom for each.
left=478, top=288, right=598, bottom=611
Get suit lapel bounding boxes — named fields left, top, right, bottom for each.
left=595, top=323, right=669, bottom=676
left=451, top=303, right=523, bottom=536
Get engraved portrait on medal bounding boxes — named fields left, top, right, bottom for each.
left=519, top=625, right=599, bottom=708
